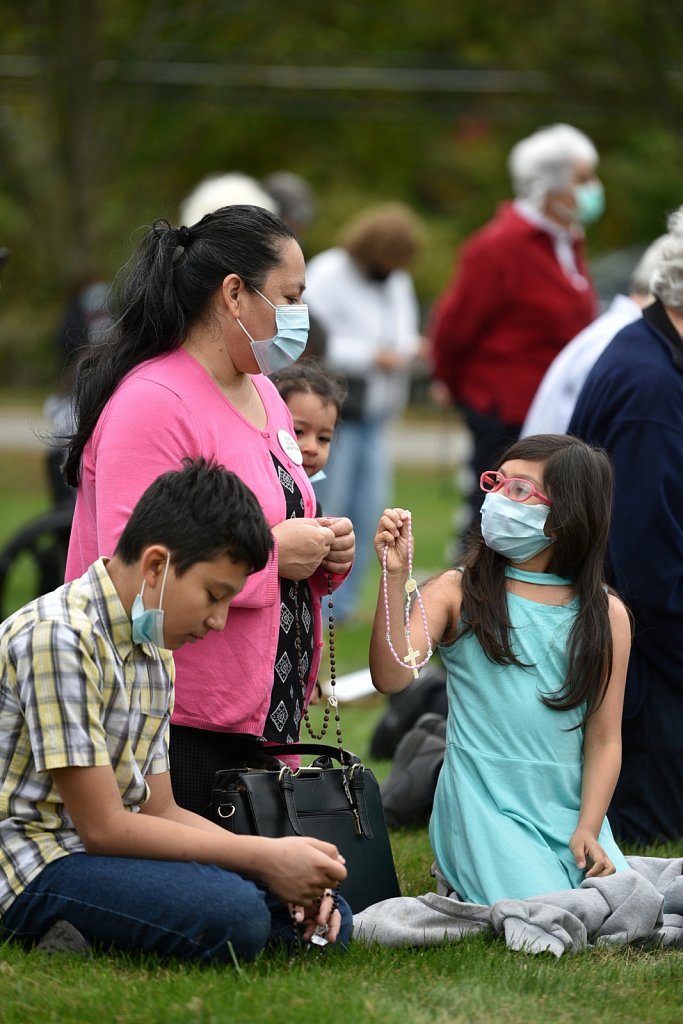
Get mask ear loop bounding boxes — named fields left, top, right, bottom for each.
left=234, top=286, right=276, bottom=342
left=157, top=552, right=171, bottom=609
left=253, top=288, right=276, bottom=309
left=139, top=551, right=171, bottom=609
left=234, top=317, right=256, bottom=343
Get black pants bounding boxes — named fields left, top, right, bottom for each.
left=168, top=725, right=279, bottom=818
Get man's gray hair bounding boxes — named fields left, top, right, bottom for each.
left=508, top=124, right=598, bottom=210
left=650, top=207, right=683, bottom=309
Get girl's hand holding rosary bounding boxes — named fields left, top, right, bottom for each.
left=375, top=508, right=433, bottom=680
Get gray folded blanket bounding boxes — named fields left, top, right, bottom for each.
left=353, top=856, right=683, bottom=957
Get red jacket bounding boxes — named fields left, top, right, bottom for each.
left=430, top=202, right=597, bottom=425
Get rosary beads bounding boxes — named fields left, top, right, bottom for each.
left=293, top=575, right=344, bottom=755
left=382, top=510, right=432, bottom=679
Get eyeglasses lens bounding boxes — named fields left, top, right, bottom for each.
left=505, top=479, right=533, bottom=501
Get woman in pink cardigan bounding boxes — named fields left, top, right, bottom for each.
left=63, top=204, right=354, bottom=815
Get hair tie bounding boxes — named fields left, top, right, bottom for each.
left=176, top=225, right=191, bottom=248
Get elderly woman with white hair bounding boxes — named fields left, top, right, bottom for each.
left=569, top=205, right=683, bottom=845
left=430, top=123, right=602, bottom=548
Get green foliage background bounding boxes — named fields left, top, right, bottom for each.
left=0, top=0, right=682, bottom=386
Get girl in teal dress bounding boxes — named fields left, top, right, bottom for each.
left=370, top=434, right=632, bottom=905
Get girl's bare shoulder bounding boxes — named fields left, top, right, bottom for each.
left=424, top=567, right=463, bottom=597
left=607, top=592, right=632, bottom=637
left=423, top=568, right=463, bottom=644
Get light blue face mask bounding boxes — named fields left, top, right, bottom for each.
left=480, top=492, right=555, bottom=563
left=574, top=181, right=605, bottom=226
left=236, top=290, right=309, bottom=375
left=131, top=552, right=171, bottom=647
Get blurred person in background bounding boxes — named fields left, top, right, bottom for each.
left=262, top=171, right=317, bottom=240
left=304, top=203, right=425, bottom=623
left=522, top=233, right=670, bottom=436
left=568, top=207, right=683, bottom=844
left=178, top=171, right=277, bottom=225
left=45, top=274, right=115, bottom=508
left=430, top=124, right=601, bottom=553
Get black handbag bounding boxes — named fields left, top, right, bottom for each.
left=210, top=741, right=401, bottom=913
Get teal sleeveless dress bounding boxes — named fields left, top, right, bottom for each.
left=429, top=566, right=629, bottom=905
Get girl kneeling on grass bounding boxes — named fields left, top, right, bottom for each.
left=370, top=434, right=632, bottom=905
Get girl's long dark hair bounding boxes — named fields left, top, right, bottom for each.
left=458, top=434, right=618, bottom=722
left=63, top=205, right=295, bottom=486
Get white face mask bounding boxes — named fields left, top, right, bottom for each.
left=236, top=290, right=309, bottom=375
left=131, top=552, right=171, bottom=647
left=480, top=492, right=555, bottom=563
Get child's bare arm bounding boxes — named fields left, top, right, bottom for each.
left=570, top=595, right=631, bottom=875
left=369, top=508, right=460, bottom=693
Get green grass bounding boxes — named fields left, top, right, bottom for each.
left=0, top=449, right=681, bottom=1023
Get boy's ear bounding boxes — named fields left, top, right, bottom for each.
left=140, top=546, right=171, bottom=587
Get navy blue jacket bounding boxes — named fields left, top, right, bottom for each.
left=570, top=302, right=683, bottom=719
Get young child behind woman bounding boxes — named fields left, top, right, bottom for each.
left=370, top=434, right=632, bottom=906
left=272, top=361, right=348, bottom=704
left=270, top=361, right=347, bottom=504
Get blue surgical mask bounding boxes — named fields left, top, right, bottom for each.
left=480, top=492, right=555, bottom=563
left=131, top=552, right=171, bottom=647
left=574, top=181, right=605, bottom=226
left=236, top=291, right=309, bottom=375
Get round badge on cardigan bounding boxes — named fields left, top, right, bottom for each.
left=277, top=429, right=303, bottom=465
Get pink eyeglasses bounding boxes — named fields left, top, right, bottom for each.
left=480, top=470, right=552, bottom=507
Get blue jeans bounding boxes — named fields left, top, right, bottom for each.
left=317, top=417, right=391, bottom=621
left=0, top=853, right=353, bottom=962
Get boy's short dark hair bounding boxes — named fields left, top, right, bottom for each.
left=115, top=458, right=273, bottom=575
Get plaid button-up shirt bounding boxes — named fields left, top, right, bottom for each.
left=0, top=558, right=174, bottom=915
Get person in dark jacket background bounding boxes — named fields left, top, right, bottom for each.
left=569, top=206, right=683, bottom=844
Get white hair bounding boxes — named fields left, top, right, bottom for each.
left=629, top=235, right=670, bottom=296
left=508, top=124, right=599, bottom=209
left=178, top=172, right=277, bottom=227
left=649, top=206, right=683, bottom=309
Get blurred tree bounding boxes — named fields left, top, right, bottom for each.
left=0, top=0, right=681, bottom=383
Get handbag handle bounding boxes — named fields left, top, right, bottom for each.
left=261, top=742, right=362, bottom=767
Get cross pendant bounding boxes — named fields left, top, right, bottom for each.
left=403, top=640, right=421, bottom=679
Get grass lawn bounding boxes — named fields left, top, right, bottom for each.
left=0, top=447, right=681, bottom=1023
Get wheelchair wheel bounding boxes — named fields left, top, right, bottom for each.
left=0, top=505, right=73, bottom=620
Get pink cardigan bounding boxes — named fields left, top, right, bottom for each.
left=66, top=348, right=345, bottom=736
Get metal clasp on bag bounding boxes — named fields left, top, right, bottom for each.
left=217, top=803, right=236, bottom=819
left=348, top=763, right=373, bottom=838
left=337, top=764, right=362, bottom=836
